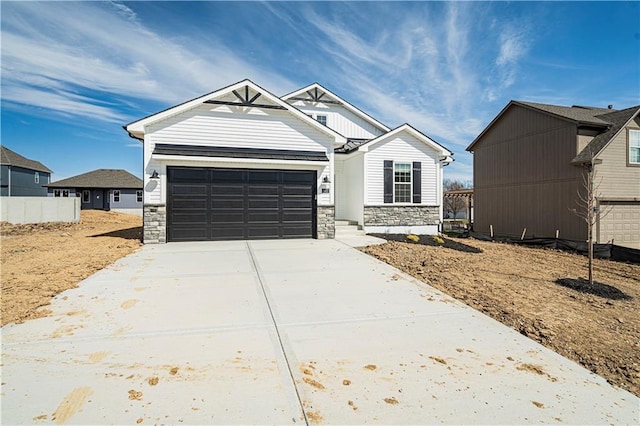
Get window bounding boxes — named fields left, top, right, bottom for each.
left=316, top=115, right=327, bottom=126
left=113, top=190, right=120, bottom=203
left=82, top=190, right=90, bottom=203
left=136, top=190, right=143, bottom=203
left=630, top=129, right=640, bottom=165
left=34, top=172, right=39, bottom=184
left=62, top=190, right=69, bottom=197
left=394, top=163, right=412, bottom=203
left=54, top=189, right=61, bottom=197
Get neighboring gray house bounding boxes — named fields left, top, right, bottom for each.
left=0, top=146, right=52, bottom=196
left=467, top=101, right=640, bottom=249
left=46, top=169, right=143, bottom=215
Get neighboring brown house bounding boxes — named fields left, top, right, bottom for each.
left=467, top=101, right=640, bottom=249
left=45, top=169, right=143, bottom=216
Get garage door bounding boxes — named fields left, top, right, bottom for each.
left=167, top=167, right=316, bottom=242
left=599, top=201, right=640, bottom=249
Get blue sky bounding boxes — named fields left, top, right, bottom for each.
left=2, top=1, right=639, bottom=182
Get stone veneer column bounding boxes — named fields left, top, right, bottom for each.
left=143, top=204, right=166, bottom=244
left=316, top=205, right=335, bottom=239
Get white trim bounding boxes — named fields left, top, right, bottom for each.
left=126, top=79, right=346, bottom=144
left=152, top=154, right=329, bottom=167
left=628, top=128, right=640, bottom=164
left=359, top=124, right=453, bottom=159
left=393, top=161, right=412, bottom=203
left=281, top=83, right=390, bottom=133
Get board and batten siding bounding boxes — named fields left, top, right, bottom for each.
left=144, top=104, right=334, bottom=206
left=596, top=116, right=640, bottom=199
left=289, top=100, right=385, bottom=140
left=472, top=104, right=586, bottom=240
left=365, top=133, right=439, bottom=205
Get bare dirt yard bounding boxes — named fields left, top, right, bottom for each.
left=363, top=236, right=640, bottom=398
left=1, top=210, right=142, bottom=326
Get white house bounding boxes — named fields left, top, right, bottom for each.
left=125, top=79, right=453, bottom=243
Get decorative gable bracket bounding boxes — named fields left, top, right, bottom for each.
left=204, top=85, right=286, bottom=110
left=288, top=87, right=342, bottom=105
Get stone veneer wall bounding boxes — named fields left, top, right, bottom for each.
left=363, top=205, right=439, bottom=226
left=317, top=205, right=335, bottom=239
left=143, top=204, right=166, bottom=244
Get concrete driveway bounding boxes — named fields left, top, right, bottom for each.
left=1, top=239, right=638, bottom=425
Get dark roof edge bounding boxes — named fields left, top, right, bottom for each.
left=467, top=101, right=610, bottom=152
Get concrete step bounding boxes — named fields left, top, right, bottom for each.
left=335, top=226, right=366, bottom=237
left=335, top=219, right=359, bottom=227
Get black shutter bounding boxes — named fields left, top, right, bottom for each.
left=412, top=161, right=421, bottom=203
left=383, top=160, right=393, bottom=203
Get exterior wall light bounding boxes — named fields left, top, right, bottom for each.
left=150, top=170, right=160, bottom=179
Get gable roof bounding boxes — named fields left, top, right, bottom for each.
left=572, top=105, right=640, bottom=164
left=344, top=124, right=453, bottom=162
left=0, top=146, right=52, bottom=173
left=281, top=83, right=391, bottom=133
left=467, top=100, right=640, bottom=163
left=46, top=169, right=142, bottom=189
left=125, top=79, right=346, bottom=144
left=467, top=101, right=614, bottom=151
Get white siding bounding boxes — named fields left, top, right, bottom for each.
left=142, top=104, right=335, bottom=206
left=365, top=133, right=440, bottom=205
left=148, top=104, right=333, bottom=152
left=289, top=100, right=385, bottom=139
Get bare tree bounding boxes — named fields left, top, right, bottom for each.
left=443, top=179, right=470, bottom=219
left=571, top=161, right=610, bottom=285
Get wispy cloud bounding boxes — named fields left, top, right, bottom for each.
left=282, top=3, right=504, bottom=152
left=1, top=2, right=295, bottom=123
left=2, top=1, right=536, bottom=180
left=495, top=26, right=530, bottom=88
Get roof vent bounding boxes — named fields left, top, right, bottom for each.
left=608, top=104, right=613, bottom=109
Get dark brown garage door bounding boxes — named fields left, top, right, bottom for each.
left=167, top=167, right=316, bottom=241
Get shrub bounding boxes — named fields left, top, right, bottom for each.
left=407, top=234, right=420, bottom=243
left=433, top=235, right=445, bottom=245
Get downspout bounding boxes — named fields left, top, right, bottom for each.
left=8, top=166, right=11, bottom=196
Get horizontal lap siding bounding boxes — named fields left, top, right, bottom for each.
left=365, top=134, right=438, bottom=205
left=289, top=101, right=384, bottom=139
left=148, top=105, right=332, bottom=152
left=596, top=117, right=640, bottom=199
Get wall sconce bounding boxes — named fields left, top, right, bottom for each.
left=322, top=175, right=331, bottom=183
left=150, top=170, right=159, bottom=179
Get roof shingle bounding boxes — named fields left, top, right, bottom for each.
left=516, top=101, right=614, bottom=126
left=46, top=169, right=142, bottom=189
left=0, top=146, right=52, bottom=173
left=572, top=105, right=640, bottom=164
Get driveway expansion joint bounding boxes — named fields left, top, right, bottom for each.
left=246, top=241, right=309, bottom=426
